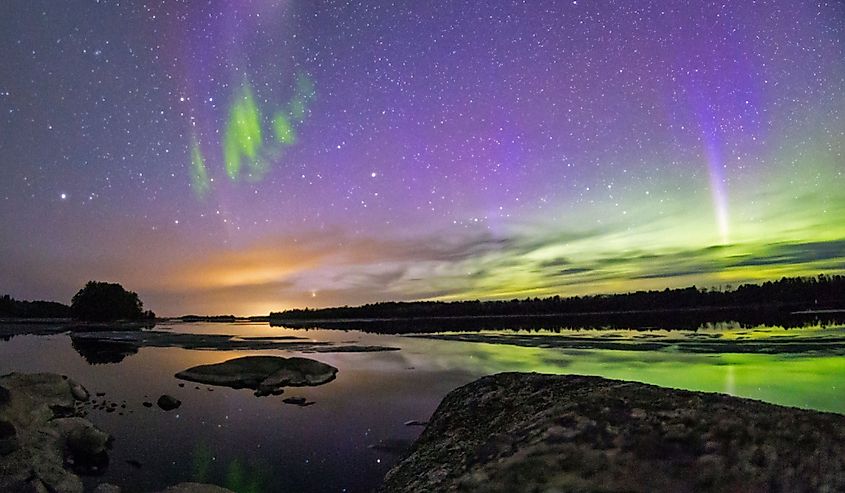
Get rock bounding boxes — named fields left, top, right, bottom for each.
left=403, top=420, right=428, bottom=427
left=93, top=483, right=121, bottom=493
left=68, top=381, right=89, bottom=402
left=54, top=417, right=110, bottom=457
left=281, top=396, right=313, bottom=406
left=175, top=356, right=337, bottom=396
left=381, top=373, right=845, bottom=492
left=0, top=373, right=111, bottom=493
left=157, top=395, right=181, bottom=411
left=142, top=401, right=152, bottom=407
left=0, top=384, right=10, bottom=405
left=369, top=438, right=413, bottom=456
left=156, top=483, right=235, bottom=493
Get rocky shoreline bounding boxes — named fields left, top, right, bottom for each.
left=382, top=372, right=845, bottom=492
left=0, top=372, right=234, bottom=493
left=6, top=369, right=845, bottom=492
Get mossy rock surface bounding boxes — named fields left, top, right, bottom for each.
left=381, top=372, right=845, bottom=493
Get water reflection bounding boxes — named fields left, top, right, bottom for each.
left=70, top=336, right=139, bottom=364
left=0, top=322, right=843, bottom=492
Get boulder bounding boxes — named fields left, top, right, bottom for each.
left=156, top=395, right=181, bottom=411
left=68, top=380, right=89, bottom=402
left=175, top=356, right=337, bottom=396
left=381, top=373, right=845, bottom=492
left=54, top=417, right=110, bottom=457
left=0, top=373, right=110, bottom=493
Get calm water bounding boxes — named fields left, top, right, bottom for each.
left=1, top=322, right=844, bottom=492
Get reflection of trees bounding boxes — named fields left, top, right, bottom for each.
left=270, top=308, right=845, bottom=334
left=70, top=336, right=138, bottom=365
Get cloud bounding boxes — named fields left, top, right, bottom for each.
left=730, top=240, right=845, bottom=268
left=7, top=206, right=844, bottom=316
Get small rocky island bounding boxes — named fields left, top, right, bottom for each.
left=175, top=355, right=338, bottom=396
left=382, top=373, right=845, bottom=492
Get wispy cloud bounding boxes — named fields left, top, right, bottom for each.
left=146, top=225, right=845, bottom=314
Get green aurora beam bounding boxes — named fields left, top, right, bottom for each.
left=190, top=138, right=210, bottom=198
left=223, top=84, right=263, bottom=181
left=193, top=72, right=316, bottom=192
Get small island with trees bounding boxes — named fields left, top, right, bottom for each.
left=1, top=281, right=154, bottom=322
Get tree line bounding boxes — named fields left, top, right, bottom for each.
left=271, top=274, right=845, bottom=321
left=0, top=294, right=71, bottom=318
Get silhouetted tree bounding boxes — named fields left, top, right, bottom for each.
left=70, top=281, right=152, bottom=321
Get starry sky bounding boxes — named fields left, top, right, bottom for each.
left=1, top=0, right=843, bottom=316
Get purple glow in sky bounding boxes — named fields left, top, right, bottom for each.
left=1, top=1, right=843, bottom=315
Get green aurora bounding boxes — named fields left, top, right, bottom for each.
left=191, top=72, right=316, bottom=193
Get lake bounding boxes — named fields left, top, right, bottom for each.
left=1, top=321, right=844, bottom=492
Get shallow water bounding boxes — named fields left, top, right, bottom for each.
left=1, top=322, right=844, bottom=492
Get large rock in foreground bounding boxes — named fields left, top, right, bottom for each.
left=175, top=356, right=338, bottom=396
left=382, top=373, right=845, bottom=492
left=0, top=373, right=111, bottom=493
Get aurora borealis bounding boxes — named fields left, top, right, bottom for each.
left=0, top=1, right=843, bottom=315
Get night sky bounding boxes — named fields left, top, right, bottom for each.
left=1, top=1, right=843, bottom=315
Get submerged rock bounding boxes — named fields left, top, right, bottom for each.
left=281, top=396, right=314, bottom=407
left=93, top=484, right=121, bottom=493
left=156, top=483, right=235, bottom=493
left=381, top=372, right=845, bottom=492
left=92, top=482, right=235, bottom=493
left=369, top=438, right=413, bottom=456
left=156, top=395, right=181, bottom=411
left=70, top=330, right=398, bottom=354
left=175, top=356, right=337, bottom=396
left=0, top=373, right=111, bottom=493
